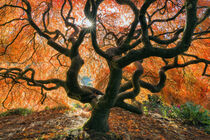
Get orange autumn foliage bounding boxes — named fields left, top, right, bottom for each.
left=0, top=0, right=209, bottom=113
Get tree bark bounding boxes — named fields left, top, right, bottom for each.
left=84, top=67, right=122, bottom=132
left=83, top=107, right=110, bottom=132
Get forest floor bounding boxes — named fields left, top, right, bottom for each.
left=0, top=107, right=209, bottom=140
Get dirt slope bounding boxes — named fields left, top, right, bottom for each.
left=0, top=108, right=209, bottom=140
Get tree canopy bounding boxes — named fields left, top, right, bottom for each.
left=0, top=0, right=209, bottom=132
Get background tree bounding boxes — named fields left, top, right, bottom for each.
left=0, top=0, right=209, bottom=132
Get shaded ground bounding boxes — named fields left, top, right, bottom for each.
left=0, top=108, right=209, bottom=140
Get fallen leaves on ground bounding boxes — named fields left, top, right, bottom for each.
left=0, top=108, right=209, bottom=140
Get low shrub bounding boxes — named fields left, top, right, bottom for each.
left=0, top=108, right=32, bottom=117
left=143, top=95, right=210, bottom=133
left=143, top=94, right=163, bottom=112
left=51, top=105, right=70, bottom=111
left=171, top=102, right=210, bottom=126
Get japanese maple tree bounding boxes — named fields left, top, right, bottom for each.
left=0, top=0, right=209, bottom=132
